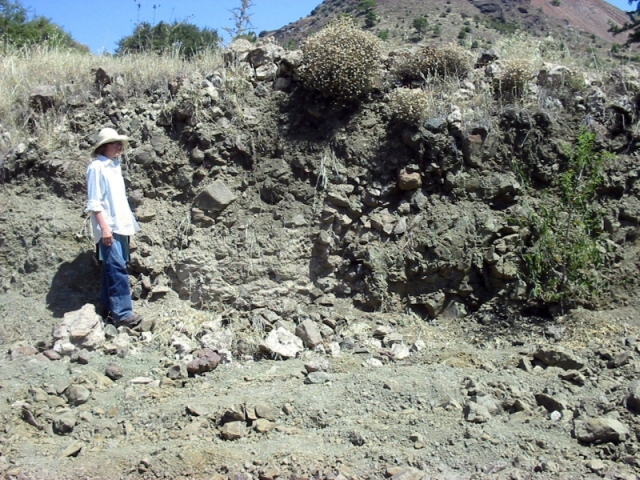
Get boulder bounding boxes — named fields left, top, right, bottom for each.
left=53, top=304, right=105, bottom=355
left=574, top=417, right=629, bottom=444
left=295, top=320, right=323, bottom=348
left=534, top=347, right=585, bottom=370
left=260, top=327, right=303, bottom=358
left=398, top=168, right=422, bottom=191
left=186, top=348, right=221, bottom=376
left=194, top=181, right=237, bottom=212
left=30, top=85, right=57, bottom=112
left=221, top=421, right=246, bottom=440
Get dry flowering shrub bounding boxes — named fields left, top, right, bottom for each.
left=494, top=58, right=535, bottom=98
left=389, top=88, right=429, bottom=124
left=395, top=44, right=472, bottom=82
left=394, top=46, right=438, bottom=81
left=436, top=44, right=474, bottom=79
left=300, top=17, right=381, bottom=101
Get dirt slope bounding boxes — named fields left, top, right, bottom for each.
left=531, top=0, right=631, bottom=43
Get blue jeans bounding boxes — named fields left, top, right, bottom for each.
left=99, top=234, right=133, bottom=321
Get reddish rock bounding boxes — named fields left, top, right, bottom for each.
left=187, top=348, right=221, bottom=376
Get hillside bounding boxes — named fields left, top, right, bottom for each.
left=266, top=0, right=632, bottom=49
left=1, top=4, right=640, bottom=479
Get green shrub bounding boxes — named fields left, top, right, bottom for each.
left=389, top=88, right=429, bottom=124
left=365, top=11, right=379, bottom=28
left=300, top=17, right=381, bottom=101
left=413, top=16, right=429, bottom=36
left=378, top=29, right=389, bottom=41
left=520, top=129, right=613, bottom=308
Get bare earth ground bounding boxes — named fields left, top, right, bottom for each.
left=2, top=280, right=640, bottom=479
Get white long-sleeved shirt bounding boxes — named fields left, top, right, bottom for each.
left=85, top=155, right=140, bottom=243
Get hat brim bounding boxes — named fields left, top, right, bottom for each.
left=92, top=135, right=130, bottom=157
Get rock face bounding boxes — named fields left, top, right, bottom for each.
left=52, top=304, right=105, bottom=355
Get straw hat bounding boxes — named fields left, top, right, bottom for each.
left=92, top=128, right=129, bottom=157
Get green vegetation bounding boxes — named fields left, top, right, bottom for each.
left=551, top=0, right=561, bottom=6
left=521, top=129, right=613, bottom=308
left=378, top=29, right=389, bottom=41
left=413, top=16, right=429, bottom=36
left=365, top=11, right=379, bottom=28
left=356, top=0, right=377, bottom=13
left=0, top=0, right=86, bottom=51
left=117, top=21, right=221, bottom=58
left=300, top=17, right=380, bottom=101
left=483, top=17, right=519, bottom=34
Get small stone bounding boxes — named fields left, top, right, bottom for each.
left=255, top=404, right=276, bottom=421
left=53, top=412, right=77, bottom=435
left=464, top=402, right=491, bottom=423
left=186, top=348, right=221, bottom=376
left=71, top=349, right=91, bottom=364
left=388, top=467, right=425, bottom=480
left=349, top=431, right=365, bottom=446
left=194, top=180, right=237, bottom=212
left=130, top=377, right=155, bottom=385
left=304, top=372, right=332, bottom=385
left=574, top=417, right=629, bottom=444
left=167, top=364, right=187, bottom=380
left=221, top=421, right=246, bottom=440
left=304, top=358, right=330, bottom=373
left=363, top=358, right=383, bottom=368
left=398, top=169, right=422, bottom=191
left=586, top=459, right=606, bottom=473
left=10, top=344, right=38, bottom=359
left=533, top=347, right=585, bottom=370
left=60, top=441, right=85, bottom=458
left=66, top=385, right=91, bottom=406
left=390, top=343, right=410, bottom=360
left=105, top=363, right=124, bottom=380
left=295, top=320, right=323, bottom=348
left=43, top=349, right=62, bottom=361
left=260, top=327, right=303, bottom=358
left=186, top=404, right=211, bottom=417
left=254, top=418, right=275, bottom=433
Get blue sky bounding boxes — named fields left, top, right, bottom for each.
left=21, top=0, right=321, bottom=53
left=18, top=0, right=637, bottom=54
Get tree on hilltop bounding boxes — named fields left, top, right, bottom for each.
left=117, top=21, right=221, bottom=58
left=0, top=0, right=87, bottom=50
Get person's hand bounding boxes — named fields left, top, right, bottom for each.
left=102, top=229, right=113, bottom=247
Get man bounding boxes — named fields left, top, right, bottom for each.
left=86, top=127, right=142, bottom=327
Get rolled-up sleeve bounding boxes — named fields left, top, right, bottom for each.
left=85, top=165, right=103, bottom=212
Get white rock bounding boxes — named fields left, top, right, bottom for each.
left=171, top=332, right=196, bottom=355
left=130, top=377, right=155, bottom=385
left=363, top=358, right=383, bottom=368
left=200, top=329, right=235, bottom=351
left=391, top=343, right=411, bottom=360
left=260, top=327, right=303, bottom=358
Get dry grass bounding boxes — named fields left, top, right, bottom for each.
left=0, top=44, right=224, bottom=150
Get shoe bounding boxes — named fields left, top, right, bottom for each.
left=114, top=314, right=143, bottom=328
